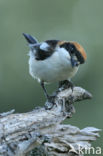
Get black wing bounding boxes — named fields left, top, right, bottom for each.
left=35, top=40, right=59, bottom=61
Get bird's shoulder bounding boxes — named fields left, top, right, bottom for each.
left=35, top=40, right=60, bottom=61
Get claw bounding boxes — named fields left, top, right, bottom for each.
left=59, top=80, right=74, bottom=91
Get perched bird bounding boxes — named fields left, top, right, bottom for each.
left=23, top=33, right=86, bottom=100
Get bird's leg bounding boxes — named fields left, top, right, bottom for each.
left=40, top=81, right=56, bottom=109
left=40, top=81, right=49, bottom=99
left=59, top=80, right=74, bottom=91
left=68, top=80, right=74, bottom=91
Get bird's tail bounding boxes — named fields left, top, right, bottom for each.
left=22, top=33, right=38, bottom=44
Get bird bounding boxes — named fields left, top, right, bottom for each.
left=23, top=33, right=87, bottom=101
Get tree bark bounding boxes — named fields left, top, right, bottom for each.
left=0, top=87, right=101, bottom=156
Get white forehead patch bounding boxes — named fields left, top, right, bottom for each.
left=40, top=42, right=49, bottom=51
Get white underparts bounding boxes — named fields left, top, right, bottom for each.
left=28, top=47, right=79, bottom=83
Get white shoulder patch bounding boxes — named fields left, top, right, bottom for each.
left=40, top=42, right=49, bottom=51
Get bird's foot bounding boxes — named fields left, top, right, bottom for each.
left=45, top=95, right=56, bottom=110
left=59, top=80, right=74, bottom=92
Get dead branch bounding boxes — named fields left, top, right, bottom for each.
left=0, top=87, right=100, bottom=156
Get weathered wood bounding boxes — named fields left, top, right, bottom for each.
left=0, top=87, right=100, bottom=156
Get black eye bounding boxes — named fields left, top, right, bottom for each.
left=70, top=46, right=74, bottom=54
left=71, top=48, right=74, bottom=53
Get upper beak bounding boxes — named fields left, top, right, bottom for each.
left=22, top=33, right=38, bottom=44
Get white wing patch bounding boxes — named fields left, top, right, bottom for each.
left=40, top=42, right=49, bottom=51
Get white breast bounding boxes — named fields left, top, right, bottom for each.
left=28, top=47, right=79, bottom=83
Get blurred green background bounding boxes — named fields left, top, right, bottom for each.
left=0, top=0, right=103, bottom=155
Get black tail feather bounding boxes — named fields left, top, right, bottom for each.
left=22, top=33, right=38, bottom=44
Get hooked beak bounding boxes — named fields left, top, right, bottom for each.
left=22, top=33, right=38, bottom=44
left=71, top=57, right=79, bottom=67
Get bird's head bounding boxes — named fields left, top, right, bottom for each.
left=58, top=41, right=87, bottom=67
